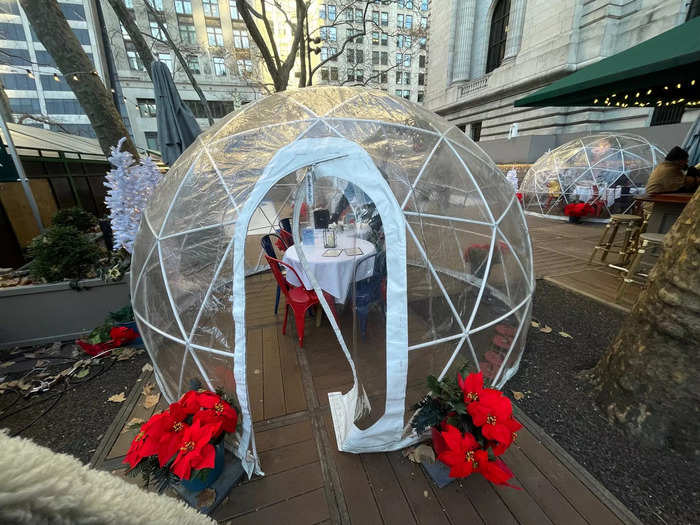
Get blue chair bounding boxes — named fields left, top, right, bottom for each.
left=261, top=233, right=288, bottom=315
left=353, top=250, right=386, bottom=339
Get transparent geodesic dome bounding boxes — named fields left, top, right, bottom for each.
left=521, top=134, right=665, bottom=220
left=130, top=86, right=534, bottom=475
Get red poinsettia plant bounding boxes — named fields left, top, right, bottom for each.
left=124, top=389, right=238, bottom=492
left=411, top=370, right=522, bottom=488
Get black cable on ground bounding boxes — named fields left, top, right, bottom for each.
left=10, top=390, right=64, bottom=437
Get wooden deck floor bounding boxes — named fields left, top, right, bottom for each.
left=93, top=258, right=640, bottom=524
left=525, top=216, right=641, bottom=310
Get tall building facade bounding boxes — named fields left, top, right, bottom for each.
left=309, top=0, right=430, bottom=104
left=102, top=0, right=265, bottom=151
left=0, top=0, right=109, bottom=137
left=426, top=0, right=698, bottom=158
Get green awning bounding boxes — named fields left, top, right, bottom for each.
left=514, top=17, right=700, bottom=108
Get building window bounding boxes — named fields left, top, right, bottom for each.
left=328, top=27, right=337, bottom=41
left=327, top=4, right=336, bottom=21
left=417, top=91, right=424, bottom=103
left=126, top=49, right=143, bottom=70
left=380, top=51, right=388, bottom=65
left=396, top=53, right=410, bottom=67
left=470, top=121, right=482, bottom=142
left=372, top=50, right=379, bottom=65
left=207, top=25, right=223, bottom=46
left=321, top=47, right=329, bottom=61
left=418, top=72, right=424, bottom=85
left=419, top=55, right=426, bottom=68
left=61, top=3, right=86, bottom=20
left=179, top=23, right=196, bottom=44
left=330, top=67, right=338, bottom=80
left=356, top=49, right=363, bottom=64
left=158, top=52, right=173, bottom=72
left=356, top=69, right=363, bottom=82
left=145, top=132, right=158, bottom=151
left=344, top=7, right=354, bottom=21
left=213, top=57, right=227, bottom=76
left=397, top=14, right=403, bottom=27
left=347, top=48, right=354, bottom=64
left=319, top=4, right=326, bottom=19
left=395, top=89, right=410, bottom=100
left=233, top=29, right=249, bottom=48
left=405, top=15, right=412, bottom=29
left=381, top=12, right=388, bottom=26
left=149, top=20, right=165, bottom=39
left=372, top=31, right=379, bottom=45
left=121, top=23, right=131, bottom=41
left=420, top=0, right=429, bottom=11
left=175, top=0, right=192, bottom=15
left=404, top=72, right=410, bottom=85
left=395, top=71, right=401, bottom=84
left=381, top=32, right=388, bottom=46
left=420, top=37, right=426, bottom=49
left=486, top=0, right=510, bottom=74
left=372, top=11, right=379, bottom=24
left=650, top=106, right=685, bottom=126
left=3, top=73, right=36, bottom=90
left=45, top=98, right=84, bottom=114
left=397, top=35, right=404, bottom=48
left=355, top=8, right=363, bottom=22
left=0, top=22, right=25, bottom=41
left=137, top=98, right=157, bottom=118
left=202, top=0, right=219, bottom=18
left=321, top=68, right=329, bottom=81
left=150, top=0, right=164, bottom=11
left=237, top=59, right=252, bottom=74
left=186, top=54, right=200, bottom=73
left=9, top=97, right=41, bottom=114
left=347, top=71, right=354, bottom=82
left=420, top=16, right=427, bottom=29
left=230, top=1, right=240, bottom=19
left=329, top=47, right=337, bottom=60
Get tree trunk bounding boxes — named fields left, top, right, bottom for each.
left=142, top=2, right=213, bottom=125
left=591, top=188, right=700, bottom=455
left=20, top=0, right=138, bottom=159
left=106, top=0, right=154, bottom=80
left=0, top=76, right=14, bottom=123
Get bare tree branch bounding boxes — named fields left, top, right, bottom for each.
left=142, top=0, right=214, bottom=125
left=106, top=0, right=154, bottom=80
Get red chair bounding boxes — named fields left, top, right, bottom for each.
left=264, top=254, right=337, bottom=348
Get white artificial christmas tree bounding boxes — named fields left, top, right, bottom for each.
left=104, top=137, right=162, bottom=253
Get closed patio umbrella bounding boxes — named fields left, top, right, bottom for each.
left=682, top=114, right=700, bottom=166
left=151, top=61, right=201, bottom=165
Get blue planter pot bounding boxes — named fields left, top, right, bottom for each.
left=119, top=321, right=143, bottom=346
left=180, top=442, right=225, bottom=493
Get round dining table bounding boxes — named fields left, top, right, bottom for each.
left=282, top=230, right=376, bottom=303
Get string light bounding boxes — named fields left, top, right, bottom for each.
left=635, top=92, right=640, bottom=97
left=593, top=98, right=598, bottom=103
left=676, top=83, right=681, bottom=89
left=53, top=73, right=60, bottom=82
left=25, top=69, right=34, bottom=79
left=647, top=89, right=652, bottom=95
left=72, top=74, right=79, bottom=81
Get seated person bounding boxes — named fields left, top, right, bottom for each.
left=646, top=146, right=699, bottom=195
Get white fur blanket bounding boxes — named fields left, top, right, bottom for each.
left=0, top=430, right=215, bottom=524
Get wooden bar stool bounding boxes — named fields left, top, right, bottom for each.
left=616, top=233, right=666, bottom=301
left=588, top=214, right=642, bottom=265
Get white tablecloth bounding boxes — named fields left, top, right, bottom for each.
left=283, top=231, right=376, bottom=303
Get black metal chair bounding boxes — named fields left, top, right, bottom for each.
left=261, top=233, right=288, bottom=315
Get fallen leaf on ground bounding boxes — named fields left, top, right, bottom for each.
left=197, top=488, right=216, bottom=508
left=539, top=325, right=553, bottom=334
left=407, top=444, right=436, bottom=464
left=512, top=390, right=525, bottom=400
left=23, top=352, right=38, bottom=359
left=558, top=331, right=573, bottom=339
left=0, top=361, right=15, bottom=368
left=143, top=393, right=160, bottom=409
left=108, top=392, right=126, bottom=403
left=35, top=359, right=49, bottom=368
left=123, top=417, right=145, bottom=432
left=141, top=363, right=154, bottom=372
left=142, top=382, right=156, bottom=397
left=74, top=367, right=90, bottom=379
left=114, top=347, right=137, bottom=361
left=530, top=321, right=540, bottom=328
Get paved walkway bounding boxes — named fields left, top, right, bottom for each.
left=526, top=216, right=640, bottom=310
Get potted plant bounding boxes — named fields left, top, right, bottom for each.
left=124, top=389, right=238, bottom=494
left=76, top=306, right=140, bottom=356
left=411, top=370, right=521, bottom=489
